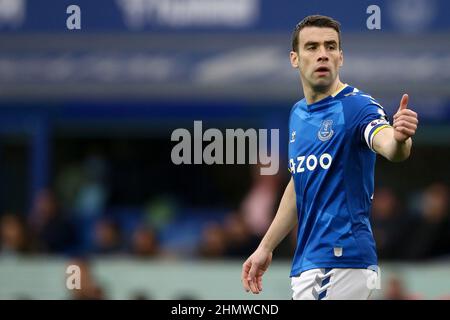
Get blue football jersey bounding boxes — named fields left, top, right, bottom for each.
left=288, top=84, right=390, bottom=277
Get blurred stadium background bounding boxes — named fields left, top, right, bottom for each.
left=0, top=0, right=449, bottom=300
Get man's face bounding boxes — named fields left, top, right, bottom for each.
left=290, top=26, right=343, bottom=90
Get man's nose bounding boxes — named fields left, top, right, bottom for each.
left=317, top=47, right=329, bottom=61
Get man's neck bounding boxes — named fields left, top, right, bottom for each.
left=304, top=79, right=345, bottom=105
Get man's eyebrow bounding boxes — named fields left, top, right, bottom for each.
left=303, top=41, right=319, bottom=47
left=303, top=40, right=337, bottom=47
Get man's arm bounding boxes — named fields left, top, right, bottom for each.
left=241, top=176, right=297, bottom=294
left=372, top=94, right=418, bottom=162
left=258, top=176, right=298, bottom=252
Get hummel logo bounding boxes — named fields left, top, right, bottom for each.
left=290, top=131, right=296, bottom=143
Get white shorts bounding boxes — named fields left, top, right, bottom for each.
left=291, top=268, right=378, bottom=300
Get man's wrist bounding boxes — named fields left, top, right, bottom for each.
left=394, top=137, right=412, bottom=147
left=258, top=242, right=274, bottom=253
left=391, top=137, right=412, bottom=161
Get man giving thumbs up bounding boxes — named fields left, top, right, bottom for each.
left=242, top=15, right=419, bottom=300
left=372, top=93, right=418, bottom=162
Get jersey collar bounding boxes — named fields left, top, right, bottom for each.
left=304, top=83, right=351, bottom=111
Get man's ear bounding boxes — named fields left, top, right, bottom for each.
left=339, top=49, right=344, bottom=67
left=290, top=51, right=299, bottom=68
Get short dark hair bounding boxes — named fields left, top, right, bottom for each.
left=291, top=15, right=342, bottom=52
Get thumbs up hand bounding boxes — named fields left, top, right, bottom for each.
left=393, top=94, right=418, bottom=143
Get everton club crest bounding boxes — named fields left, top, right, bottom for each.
left=318, top=120, right=334, bottom=141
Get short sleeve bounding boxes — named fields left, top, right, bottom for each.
left=357, top=102, right=391, bottom=152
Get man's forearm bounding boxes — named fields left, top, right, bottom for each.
left=382, top=134, right=412, bottom=162
left=258, top=177, right=298, bottom=252
left=389, top=138, right=412, bottom=162
left=373, top=128, right=412, bottom=162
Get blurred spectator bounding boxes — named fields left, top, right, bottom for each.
left=240, top=165, right=282, bottom=237
left=227, top=165, right=296, bottom=258
left=29, top=189, right=78, bottom=254
left=54, top=163, right=84, bottom=212
left=92, top=218, right=123, bottom=255
left=130, top=225, right=160, bottom=258
left=223, top=212, right=260, bottom=258
left=0, top=213, right=32, bottom=256
left=73, top=153, right=109, bottom=217
left=198, top=222, right=227, bottom=258
left=404, top=183, right=450, bottom=259
left=67, top=257, right=106, bottom=300
left=55, top=152, right=109, bottom=218
left=143, top=195, right=178, bottom=232
left=371, top=187, right=413, bottom=260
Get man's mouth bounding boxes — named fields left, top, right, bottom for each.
left=315, top=66, right=330, bottom=74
